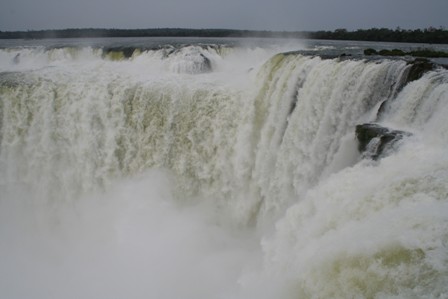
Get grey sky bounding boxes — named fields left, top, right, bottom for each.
left=1, top=0, right=447, bottom=31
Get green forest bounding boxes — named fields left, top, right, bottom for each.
left=0, top=27, right=447, bottom=44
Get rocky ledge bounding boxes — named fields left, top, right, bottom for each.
left=355, top=123, right=412, bottom=160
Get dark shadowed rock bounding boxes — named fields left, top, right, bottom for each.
left=406, top=58, right=435, bottom=82
left=355, top=123, right=411, bottom=160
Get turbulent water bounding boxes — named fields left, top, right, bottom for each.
left=1, top=37, right=448, bottom=299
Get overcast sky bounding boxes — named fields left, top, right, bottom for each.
left=1, top=0, right=447, bottom=31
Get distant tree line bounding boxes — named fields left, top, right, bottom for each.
left=0, top=27, right=447, bottom=44
left=0, top=28, right=306, bottom=39
left=309, top=27, right=448, bottom=44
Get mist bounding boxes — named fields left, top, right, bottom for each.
left=0, top=170, right=261, bottom=299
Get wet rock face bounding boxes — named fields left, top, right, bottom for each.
left=406, top=58, right=435, bottom=83
left=355, top=123, right=412, bottom=160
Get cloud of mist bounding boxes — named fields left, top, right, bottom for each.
left=0, top=170, right=260, bottom=299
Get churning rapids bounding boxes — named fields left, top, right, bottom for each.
left=1, top=38, right=448, bottom=298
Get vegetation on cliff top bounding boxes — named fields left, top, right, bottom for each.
left=364, top=48, right=448, bottom=58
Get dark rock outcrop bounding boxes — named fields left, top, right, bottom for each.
left=406, top=58, right=435, bottom=82
left=355, top=123, right=411, bottom=160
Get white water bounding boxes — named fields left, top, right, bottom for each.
left=1, top=41, right=448, bottom=298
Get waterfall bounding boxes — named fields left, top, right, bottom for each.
left=1, top=42, right=447, bottom=298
